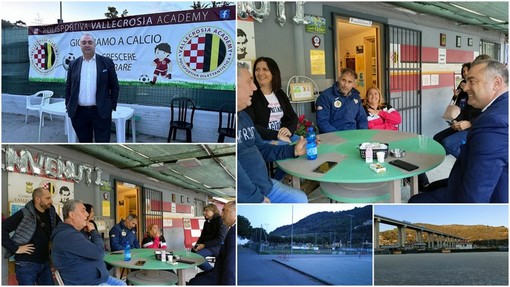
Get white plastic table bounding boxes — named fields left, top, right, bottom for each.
left=38, top=101, right=136, bottom=143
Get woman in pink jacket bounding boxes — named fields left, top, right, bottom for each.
left=142, top=224, right=167, bottom=249
left=363, top=87, right=401, bottom=130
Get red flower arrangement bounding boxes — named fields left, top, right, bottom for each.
left=295, top=114, right=317, bottom=137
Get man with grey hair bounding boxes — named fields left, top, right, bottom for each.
left=51, top=199, right=126, bottom=285
left=237, top=62, right=309, bottom=203
left=410, top=59, right=508, bottom=203
left=2, top=187, right=61, bottom=285
left=65, top=33, right=119, bottom=142
left=109, top=213, right=140, bottom=251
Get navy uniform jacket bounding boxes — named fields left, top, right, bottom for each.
left=109, top=219, right=140, bottom=251
left=316, top=83, right=368, bottom=133
left=65, top=54, right=119, bottom=119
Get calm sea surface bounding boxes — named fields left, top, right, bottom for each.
left=374, top=252, right=508, bottom=285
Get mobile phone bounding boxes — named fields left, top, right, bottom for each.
left=135, top=260, right=146, bottom=266
left=313, top=161, right=338, bottom=173
left=389, top=160, right=419, bottom=171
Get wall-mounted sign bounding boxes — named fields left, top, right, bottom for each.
left=311, top=36, right=321, bottom=48
left=349, top=17, right=372, bottom=27
left=4, top=147, right=103, bottom=185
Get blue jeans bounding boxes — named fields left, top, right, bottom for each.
left=98, top=275, right=127, bottom=286
left=194, top=248, right=214, bottom=271
left=15, top=261, right=53, bottom=285
left=433, top=128, right=467, bottom=158
left=268, top=179, right=308, bottom=203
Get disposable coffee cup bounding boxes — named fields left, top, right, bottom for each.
left=376, top=152, right=385, bottom=163
left=419, top=135, right=428, bottom=149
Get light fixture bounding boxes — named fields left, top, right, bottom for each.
left=149, top=162, right=167, bottom=172
left=176, top=158, right=202, bottom=168
left=489, top=17, right=505, bottom=23
left=450, top=3, right=486, bottom=17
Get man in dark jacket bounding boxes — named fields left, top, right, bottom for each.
left=188, top=201, right=236, bottom=285
left=2, top=187, right=61, bottom=285
left=65, top=33, right=119, bottom=142
left=410, top=60, right=508, bottom=203
left=51, top=199, right=126, bottom=285
left=109, top=214, right=140, bottom=251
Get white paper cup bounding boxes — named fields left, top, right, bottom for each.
left=419, top=135, right=428, bottom=149
left=376, top=151, right=385, bottom=163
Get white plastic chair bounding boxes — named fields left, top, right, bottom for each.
left=25, top=90, right=54, bottom=125
left=54, top=269, right=65, bottom=285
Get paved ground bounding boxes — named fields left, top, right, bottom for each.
left=238, top=247, right=372, bottom=285
left=2, top=113, right=168, bottom=143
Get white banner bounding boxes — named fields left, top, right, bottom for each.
left=28, top=6, right=235, bottom=90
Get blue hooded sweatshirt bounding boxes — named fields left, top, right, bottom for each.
left=51, top=222, right=109, bottom=285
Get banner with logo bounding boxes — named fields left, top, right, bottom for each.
left=8, top=172, right=74, bottom=218
left=28, top=6, right=235, bottom=90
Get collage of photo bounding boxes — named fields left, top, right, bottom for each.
left=1, top=1, right=508, bottom=286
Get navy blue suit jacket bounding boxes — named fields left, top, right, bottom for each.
left=445, top=91, right=508, bottom=202
left=65, top=54, right=119, bottom=119
left=214, top=224, right=236, bottom=285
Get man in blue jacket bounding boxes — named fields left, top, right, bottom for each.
left=316, top=68, right=368, bottom=132
left=410, top=59, right=508, bottom=203
left=51, top=199, right=125, bottom=285
left=237, top=62, right=309, bottom=203
left=109, top=214, right=140, bottom=251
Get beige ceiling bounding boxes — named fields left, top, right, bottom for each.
left=64, top=144, right=236, bottom=200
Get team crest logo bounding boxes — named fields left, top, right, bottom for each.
left=177, top=26, right=234, bottom=79
left=30, top=38, right=60, bottom=75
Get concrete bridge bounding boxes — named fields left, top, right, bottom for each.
left=374, top=214, right=465, bottom=250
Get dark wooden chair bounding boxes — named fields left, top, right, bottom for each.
left=217, top=103, right=236, bottom=142
left=167, top=97, right=196, bottom=142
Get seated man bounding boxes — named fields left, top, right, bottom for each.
left=188, top=201, right=236, bottom=285
left=316, top=68, right=368, bottom=132
left=109, top=214, right=140, bottom=251
left=51, top=199, right=126, bottom=285
left=237, top=62, right=309, bottom=203
left=409, top=59, right=508, bottom=203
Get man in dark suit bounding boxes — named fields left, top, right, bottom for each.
left=410, top=59, right=508, bottom=203
left=188, top=201, right=236, bottom=285
left=65, top=34, right=119, bottom=142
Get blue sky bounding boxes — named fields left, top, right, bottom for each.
left=238, top=205, right=508, bottom=234
left=375, top=205, right=508, bottom=231
left=1, top=1, right=195, bottom=25
left=238, top=204, right=368, bottom=233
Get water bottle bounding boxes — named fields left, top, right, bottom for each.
left=306, top=127, right=318, bottom=160
left=124, top=241, right=131, bottom=261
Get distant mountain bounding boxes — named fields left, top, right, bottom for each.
left=268, top=205, right=372, bottom=246
left=379, top=223, right=508, bottom=243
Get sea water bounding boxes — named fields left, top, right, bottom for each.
left=374, top=252, right=508, bottom=285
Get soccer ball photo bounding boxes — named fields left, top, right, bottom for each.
left=62, top=53, right=75, bottom=70
left=139, top=74, right=150, bottom=84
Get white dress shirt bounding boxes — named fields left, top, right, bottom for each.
left=78, top=55, right=98, bottom=106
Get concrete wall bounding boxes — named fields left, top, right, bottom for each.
left=1, top=94, right=235, bottom=143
